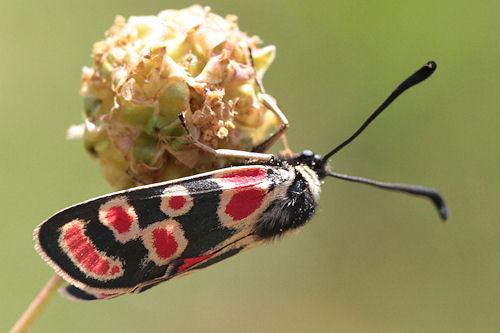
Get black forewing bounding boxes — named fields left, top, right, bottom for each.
left=35, top=172, right=232, bottom=292
left=35, top=165, right=288, bottom=293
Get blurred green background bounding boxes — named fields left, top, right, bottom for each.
left=1, top=0, right=498, bottom=332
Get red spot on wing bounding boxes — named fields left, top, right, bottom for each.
left=177, top=253, right=215, bottom=273
left=105, top=206, right=133, bottom=234
left=152, top=227, right=178, bottom=259
left=225, top=189, right=266, bottom=221
left=168, top=196, right=186, bottom=210
left=91, top=258, right=110, bottom=275
left=110, top=265, right=121, bottom=276
left=63, top=223, right=114, bottom=276
left=220, top=168, right=267, bottom=188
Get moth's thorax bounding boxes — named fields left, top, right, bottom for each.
left=295, top=164, right=321, bottom=200
left=253, top=164, right=319, bottom=240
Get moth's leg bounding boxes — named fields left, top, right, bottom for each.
left=248, top=48, right=290, bottom=154
left=252, top=93, right=291, bottom=154
left=126, top=169, right=148, bottom=185
left=178, top=113, right=273, bottom=162
left=280, top=134, right=293, bottom=157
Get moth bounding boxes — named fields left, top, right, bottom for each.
left=34, top=61, right=447, bottom=301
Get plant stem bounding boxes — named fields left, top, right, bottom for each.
left=10, top=274, right=64, bottom=333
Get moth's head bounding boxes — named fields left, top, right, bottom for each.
left=295, top=150, right=329, bottom=179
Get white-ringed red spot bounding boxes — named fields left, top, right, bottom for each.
left=59, top=220, right=123, bottom=280
left=152, top=227, right=178, bottom=259
left=99, top=196, right=139, bottom=243
left=214, top=167, right=270, bottom=224
left=168, top=196, right=187, bottom=211
left=141, top=219, right=188, bottom=266
left=225, top=188, right=266, bottom=221
left=215, top=166, right=294, bottom=232
left=160, top=185, right=193, bottom=217
left=105, top=206, right=133, bottom=233
left=110, top=265, right=121, bottom=276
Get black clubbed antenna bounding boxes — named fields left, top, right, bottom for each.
left=321, top=61, right=447, bottom=221
left=328, top=172, right=448, bottom=221
left=323, top=61, right=437, bottom=161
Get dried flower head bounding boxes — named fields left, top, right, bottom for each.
left=80, top=5, right=278, bottom=189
